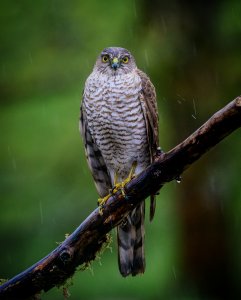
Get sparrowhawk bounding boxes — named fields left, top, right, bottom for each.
left=80, top=47, right=159, bottom=277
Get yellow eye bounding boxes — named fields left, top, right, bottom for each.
left=102, top=55, right=109, bottom=63
left=122, top=56, right=129, bottom=64
left=122, top=56, right=129, bottom=63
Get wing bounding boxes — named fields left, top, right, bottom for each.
left=137, top=69, right=159, bottom=221
left=137, top=69, right=159, bottom=159
left=80, top=101, right=112, bottom=198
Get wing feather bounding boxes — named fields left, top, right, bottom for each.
left=137, top=69, right=159, bottom=221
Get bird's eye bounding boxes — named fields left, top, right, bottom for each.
left=122, top=56, right=129, bottom=64
left=102, top=55, right=109, bottom=63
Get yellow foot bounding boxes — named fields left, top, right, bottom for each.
left=98, top=161, right=137, bottom=215
left=98, top=194, right=112, bottom=215
left=112, top=181, right=126, bottom=196
left=112, top=161, right=137, bottom=197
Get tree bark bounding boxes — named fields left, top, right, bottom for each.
left=0, top=96, right=240, bottom=300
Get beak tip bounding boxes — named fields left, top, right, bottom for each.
left=111, top=63, right=119, bottom=70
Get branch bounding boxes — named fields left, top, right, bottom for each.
left=1, top=96, right=241, bottom=300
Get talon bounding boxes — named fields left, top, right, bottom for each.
left=112, top=161, right=137, bottom=197
left=112, top=181, right=125, bottom=195
left=121, top=185, right=126, bottom=197
left=109, top=188, right=114, bottom=195
left=97, top=194, right=111, bottom=215
left=98, top=162, right=138, bottom=215
left=123, top=161, right=137, bottom=185
left=99, top=206, right=103, bottom=215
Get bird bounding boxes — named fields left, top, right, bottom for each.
left=80, top=47, right=159, bottom=277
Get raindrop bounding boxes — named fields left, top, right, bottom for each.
left=176, top=176, right=181, bottom=184
left=133, top=0, right=137, bottom=18
left=172, top=265, right=177, bottom=279
left=177, top=94, right=187, bottom=103
left=144, top=49, right=150, bottom=67
left=192, top=98, right=197, bottom=119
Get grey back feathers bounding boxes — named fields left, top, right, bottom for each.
left=80, top=47, right=159, bottom=276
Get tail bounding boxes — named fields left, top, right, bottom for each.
left=117, top=202, right=145, bottom=277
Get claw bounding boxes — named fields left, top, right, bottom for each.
left=97, top=162, right=137, bottom=215
left=112, top=161, right=137, bottom=197
left=98, top=194, right=111, bottom=215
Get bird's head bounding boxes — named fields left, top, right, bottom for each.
left=94, top=47, right=137, bottom=75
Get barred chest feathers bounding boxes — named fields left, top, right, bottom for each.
left=83, top=69, right=150, bottom=184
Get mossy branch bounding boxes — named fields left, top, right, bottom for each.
left=0, top=96, right=241, bottom=300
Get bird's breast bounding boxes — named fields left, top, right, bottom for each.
left=84, top=71, right=149, bottom=179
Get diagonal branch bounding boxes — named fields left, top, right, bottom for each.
left=0, top=96, right=241, bottom=300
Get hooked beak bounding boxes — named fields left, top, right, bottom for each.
left=111, top=57, right=120, bottom=70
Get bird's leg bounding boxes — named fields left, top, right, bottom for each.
left=98, top=194, right=111, bottom=207
left=111, top=171, right=120, bottom=194
left=112, top=161, right=137, bottom=196
left=113, top=171, right=119, bottom=190
left=122, top=160, right=137, bottom=186
left=98, top=162, right=137, bottom=214
left=98, top=193, right=112, bottom=215
left=97, top=173, right=120, bottom=215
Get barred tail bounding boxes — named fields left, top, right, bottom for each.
left=117, top=202, right=145, bottom=277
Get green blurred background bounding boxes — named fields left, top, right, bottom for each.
left=0, top=1, right=241, bottom=299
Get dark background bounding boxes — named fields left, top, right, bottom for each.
left=0, top=1, right=241, bottom=299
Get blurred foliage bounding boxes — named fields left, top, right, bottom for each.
left=0, top=0, right=241, bottom=299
